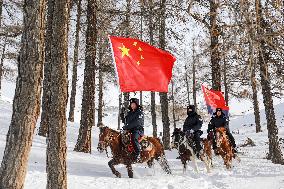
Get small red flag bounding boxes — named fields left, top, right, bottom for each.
left=202, top=84, right=229, bottom=113
left=109, top=36, right=176, bottom=92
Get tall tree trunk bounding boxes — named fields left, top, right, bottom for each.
left=159, top=0, right=170, bottom=149
left=39, top=0, right=55, bottom=137
left=184, top=64, right=190, bottom=106
left=139, top=0, right=144, bottom=107
left=148, top=0, right=157, bottom=137
left=256, top=0, right=283, bottom=164
left=249, top=38, right=261, bottom=133
left=46, top=1, right=70, bottom=188
left=0, top=0, right=3, bottom=27
left=74, top=0, right=97, bottom=153
left=223, top=57, right=229, bottom=106
left=68, top=0, right=82, bottom=122
left=0, top=0, right=3, bottom=93
left=192, top=61, right=197, bottom=108
left=123, top=0, right=131, bottom=109
left=97, top=41, right=104, bottom=126
left=0, top=37, right=6, bottom=94
left=118, top=93, right=122, bottom=130
left=192, top=42, right=197, bottom=108
left=171, top=81, right=176, bottom=129
left=0, top=0, right=45, bottom=188
left=210, top=0, right=221, bottom=91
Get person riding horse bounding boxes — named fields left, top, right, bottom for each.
left=120, top=98, right=144, bottom=161
left=182, top=105, right=203, bottom=158
left=207, top=108, right=237, bottom=154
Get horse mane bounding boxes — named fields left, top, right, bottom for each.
left=100, top=126, right=120, bottom=136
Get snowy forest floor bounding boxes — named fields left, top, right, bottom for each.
left=0, top=97, right=284, bottom=189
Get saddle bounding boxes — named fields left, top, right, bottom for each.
left=121, top=131, right=152, bottom=154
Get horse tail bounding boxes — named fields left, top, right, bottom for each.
left=157, top=154, right=172, bottom=174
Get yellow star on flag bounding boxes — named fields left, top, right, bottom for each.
left=133, top=42, right=137, bottom=46
left=118, top=44, right=130, bottom=58
left=138, top=47, right=142, bottom=51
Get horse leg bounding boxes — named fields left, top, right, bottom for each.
left=201, top=154, right=211, bottom=173
left=190, top=155, right=199, bottom=173
left=147, top=158, right=154, bottom=168
left=182, top=159, right=187, bottom=174
left=126, top=164, right=134, bottom=178
left=108, top=159, right=121, bottom=178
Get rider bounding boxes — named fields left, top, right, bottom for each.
left=120, top=98, right=144, bottom=161
left=182, top=105, right=203, bottom=158
left=207, top=108, right=237, bottom=154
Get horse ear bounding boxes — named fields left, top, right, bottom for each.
left=98, top=122, right=105, bottom=128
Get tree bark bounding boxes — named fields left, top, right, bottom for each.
left=39, top=0, right=55, bottom=137
left=249, top=38, right=261, bottom=133
left=171, top=81, right=177, bottom=129
left=223, top=57, right=229, bottom=106
left=147, top=0, right=157, bottom=137
left=210, top=0, right=221, bottom=91
left=0, top=0, right=3, bottom=27
left=184, top=64, right=190, bottom=106
left=256, top=0, right=283, bottom=164
left=118, top=93, right=122, bottom=130
left=192, top=41, right=197, bottom=108
left=74, top=0, right=97, bottom=153
left=0, top=0, right=3, bottom=93
left=68, top=0, right=82, bottom=122
left=0, top=37, right=6, bottom=93
left=123, top=0, right=131, bottom=110
left=97, top=40, right=104, bottom=126
left=0, top=0, right=45, bottom=188
left=46, top=1, right=70, bottom=188
left=159, top=0, right=170, bottom=149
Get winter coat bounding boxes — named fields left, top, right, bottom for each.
left=123, top=107, right=144, bottom=131
left=207, top=114, right=229, bottom=132
left=183, top=112, right=203, bottom=132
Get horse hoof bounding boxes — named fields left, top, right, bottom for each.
left=115, top=172, right=121, bottom=178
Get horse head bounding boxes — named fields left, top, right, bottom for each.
left=97, top=125, right=117, bottom=153
left=171, top=128, right=185, bottom=149
left=215, top=127, right=228, bottom=148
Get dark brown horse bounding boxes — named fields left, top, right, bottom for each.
left=215, top=127, right=240, bottom=169
left=97, top=126, right=171, bottom=178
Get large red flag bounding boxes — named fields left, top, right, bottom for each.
left=109, top=36, right=176, bottom=92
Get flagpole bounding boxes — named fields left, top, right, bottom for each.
left=108, top=35, right=124, bottom=130
left=108, top=35, right=121, bottom=93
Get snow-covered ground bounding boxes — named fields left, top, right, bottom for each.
left=0, top=84, right=284, bottom=189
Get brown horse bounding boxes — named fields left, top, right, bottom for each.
left=171, top=128, right=212, bottom=173
left=215, top=127, right=240, bottom=169
left=97, top=126, right=171, bottom=178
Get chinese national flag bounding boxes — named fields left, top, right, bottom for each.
left=201, top=84, right=229, bottom=116
left=109, top=36, right=176, bottom=92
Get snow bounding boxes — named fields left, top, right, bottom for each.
left=0, top=80, right=284, bottom=189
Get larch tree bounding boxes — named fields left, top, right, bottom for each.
left=38, top=0, right=55, bottom=137
left=159, top=0, right=170, bottom=149
left=0, top=0, right=46, bottom=188
left=46, top=0, right=70, bottom=188
left=255, top=0, right=283, bottom=164
left=68, top=0, right=82, bottom=122
left=74, top=0, right=97, bottom=153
